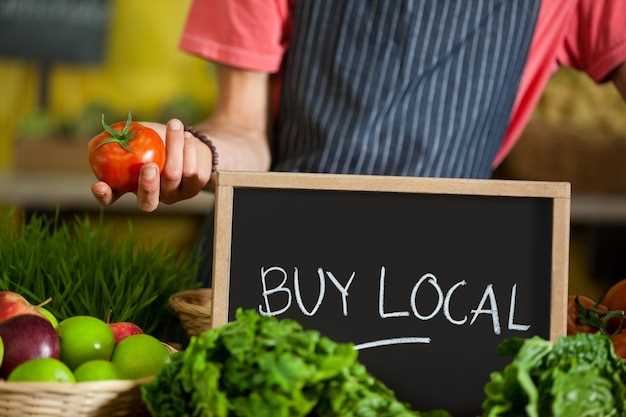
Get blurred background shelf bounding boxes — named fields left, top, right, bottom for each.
left=2, top=172, right=625, bottom=224
left=571, top=194, right=626, bottom=224
left=0, top=173, right=213, bottom=214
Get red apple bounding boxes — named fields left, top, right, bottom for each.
left=109, top=322, right=143, bottom=343
left=0, top=315, right=60, bottom=378
left=0, top=291, right=42, bottom=324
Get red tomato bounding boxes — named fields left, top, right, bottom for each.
left=567, top=295, right=608, bottom=335
left=88, top=114, right=165, bottom=193
left=603, top=279, right=626, bottom=312
left=612, top=331, right=626, bottom=360
left=602, top=279, right=626, bottom=333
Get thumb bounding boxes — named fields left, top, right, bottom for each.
left=137, top=163, right=161, bottom=212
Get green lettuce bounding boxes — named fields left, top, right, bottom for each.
left=142, top=309, right=449, bottom=417
left=482, top=333, right=626, bottom=417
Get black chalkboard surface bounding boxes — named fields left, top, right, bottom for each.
left=212, top=172, right=570, bottom=417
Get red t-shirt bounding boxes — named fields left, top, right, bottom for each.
left=180, top=0, right=626, bottom=167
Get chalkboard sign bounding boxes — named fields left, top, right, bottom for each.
left=211, top=172, right=569, bottom=417
left=0, top=0, right=110, bottom=63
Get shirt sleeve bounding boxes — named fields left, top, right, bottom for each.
left=179, top=0, right=291, bottom=73
left=557, top=0, right=626, bottom=82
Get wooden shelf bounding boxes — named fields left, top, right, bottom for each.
left=0, top=173, right=213, bottom=215
left=570, top=194, right=626, bottom=225
left=1, top=172, right=625, bottom=224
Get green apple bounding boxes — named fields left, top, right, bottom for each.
left=0, top=336, right=3, bottom=368
left=37, top=307, right=58, bottom=328
left=8, top=358, right=75, bottom=382
left=112, top=334, right=169, bottom=379
left=74, top=360, right=120, bottom=382
left=57, top=316, right=115, bottom=370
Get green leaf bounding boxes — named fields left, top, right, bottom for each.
left=121, top=111, right=133, bottom=136
left=551, top=369, right=616, bottom=417
left=142, top=310, right=435, bottom=417
left=496, top=337, right=526, bottom=357
left=482, top=333, right=626, bottom=417
left=101, top=113, right=118, bottom=137
left=97, top=113, right=134, bottom=151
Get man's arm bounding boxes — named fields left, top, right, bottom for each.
left=91, top=63, right=272, bottom=211
left=613, top=63, right=626, bottom=101
left=194, top=63, right=272, bottom=172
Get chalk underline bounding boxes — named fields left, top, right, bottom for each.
left=354, top=337, right=431, bottom=350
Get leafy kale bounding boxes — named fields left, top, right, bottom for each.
left=482, top=333, right=626, bottom=417
left=142, top=309, right=450, bottom=417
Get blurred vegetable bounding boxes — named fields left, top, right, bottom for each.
left=0, top=212, right=200, bottom=335
left=17, top=111, right=57, bottom=140
left=75, top=103, right=121, bottom=139
left=157, top=96, right=205, bottom=125
left=482, top=333, right=626, bottom=417
left=142, top=309, right=448, bottom=417
left=603, top=279, right=626, bottom=317
left=16, top=101, right=160, bottom=142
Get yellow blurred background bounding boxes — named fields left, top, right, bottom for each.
left=0, top=0, right=217, bottom=254
left=0, top=0, right=216, bottom=170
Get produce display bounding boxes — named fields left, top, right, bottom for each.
left=0, top=291, right=170, bottom=383
left=88, top=113, right=165, bottom=193
left=0, top=212, right=199, bottom=335
left=142, top=309, right=450, bottom=417
left=567, top=278, right=626, bottom=357
left=2, top=284, right=626, bottom=416
left=2, top=212, right=626, bottom=415
left=483, top=333, right=626, bottom=417
left=140, top=293, right=626, bottom=417
left=480, top=278, right=626, bottom=417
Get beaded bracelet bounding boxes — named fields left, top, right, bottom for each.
left=184, top=126, right=219, bottom=173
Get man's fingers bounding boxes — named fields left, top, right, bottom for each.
left=174, top=133, right=201, bottom=201
left=137, top=163, right=160, bottom=212
left=192, top=137, right=213, bottom=191
left=161, top=119, right=185, bottom=193
left=91, top=181, right=120, bottom=206
left=176, top=133, right=212, bottom=201
left=182, top=132, right=198, bottom=179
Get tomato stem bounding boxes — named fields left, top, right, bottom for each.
left=575, top=296, right=625, bottom=335
left=96, top=112, right=135, bottom=152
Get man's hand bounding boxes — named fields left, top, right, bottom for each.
left=91, top=118, right=213, bottom=212
left=90, top=63, right=272, bottom=212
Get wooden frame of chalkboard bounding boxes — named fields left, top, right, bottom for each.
left=211, top=171, right=570, bottom=342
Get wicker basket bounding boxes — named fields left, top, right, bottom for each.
left=0, top=344, right=176, bottom=417
left=168, top=288, right=213, bottom=337
left=0, top=377, right=152, bottom=417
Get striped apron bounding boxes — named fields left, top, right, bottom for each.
left=197, top=1, right=540, bottom=292
left=273, top=0, right=541, bottom=178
